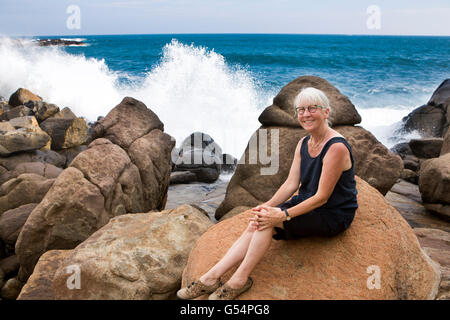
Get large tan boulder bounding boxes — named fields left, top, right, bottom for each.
left=441, top=128, right=450, bottom=155
left=52, top=205, right=213, bottom=300
left=258, top=76, right=361, bottom=128
left=0, top=105, right=33, bottom=121
left=0, top=162, right=62, bottom=186
left=218, top=206, right=253, bottom=222
left=39, top=117, right=88, bottom=150
left=1, top=277, right=23, bottom=300
left=15, top=98, right=175, bottom=281
left=0, top=255, right=20, bottom=278
left=337, top=126, right=403, bottom=194
left=15, top=167, right=105, bottom=280
left=88, top=96, right=164, bottom=149
left=15, top=138, right=147, bottom=280
left=23, top=101, right=60, bottom=123
left=70, top=138, right=145, bottom=215
left=50, top=107, right=77, bottom=120
left=0, top=203, right=38, bottom=247
left=17, top=250, right=71, bottom=300
left=0, top=149, right=66, bottom=171
left=0, top=173, right=54, bottom=216
left=56, top=145, right=88, bottom=168
left=89, top=97, right=174, bottom=211
left=0, top=267, right=4, bottom=289
left=185, top=177, right=440, bottom=299
left=0, top=116, right=51, bottom=156
left=0, top=165, right=6, bottom=178
left=414, top=228, right=450, bottom=300
left=128, top=129, right=174, bottom=211
left=215, top=125, right=402, bottom=220
left=418, top=153, right=450, bottom=204
left=0, top=101, right=11, bottom=116
left=8, top=88, right=42, bottom=107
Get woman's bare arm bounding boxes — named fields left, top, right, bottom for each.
left=284, top=142, right=350, bottom=218
left=253, top=142, right=351, bottom=230
left=259, top=138, right=303, bottom=207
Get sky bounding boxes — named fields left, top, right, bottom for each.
left=0, top=0, right=449, bottom=36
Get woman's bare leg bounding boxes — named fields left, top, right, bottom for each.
left=225, top=226, right=275, bottom=288
left=199, top=222, right=257, bottom=285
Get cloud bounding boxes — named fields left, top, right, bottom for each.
left=88, top=0, right=168, bottom=9
left=389, top=7, right=450, bottom=15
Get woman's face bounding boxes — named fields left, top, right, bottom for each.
left=296, top=102, right=330, bottom=131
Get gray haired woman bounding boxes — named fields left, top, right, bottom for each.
left=177, top=87, right=358, bottom=300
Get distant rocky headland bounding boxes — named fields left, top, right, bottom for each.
left=0, top=76, right=449, bottom=300
left=35, top=38, right=86, bottom=47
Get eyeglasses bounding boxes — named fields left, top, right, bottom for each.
left=295, top=105, right=324, bottom=115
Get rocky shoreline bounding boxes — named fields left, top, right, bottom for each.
left=35, top=38, right=86, bottom=47
left=0, top=76, right=449, bottom=300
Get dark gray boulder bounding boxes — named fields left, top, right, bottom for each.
left=402, top=79, right=450, bottom=137
left=173, top=132, right=223, bottom=183
left=409, top=138, right=444, bottom=159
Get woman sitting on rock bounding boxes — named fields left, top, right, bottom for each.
left=177, top=87, right=358, bottom=300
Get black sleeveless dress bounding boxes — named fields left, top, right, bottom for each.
left=273, top=136, right=358, bottom=240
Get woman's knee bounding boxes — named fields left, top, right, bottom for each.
left=245, top=221, right=258, bottom=233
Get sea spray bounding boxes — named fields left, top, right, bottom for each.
left=356, top=105, right=422, bottom=148
left=128, top=39, right=267, bottom=159
left=0, top=36, right=123, bottom=121
left=0, top=37, right=269, bottom=158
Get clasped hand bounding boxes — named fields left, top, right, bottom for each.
left=249, top=205, right=285, bottom=231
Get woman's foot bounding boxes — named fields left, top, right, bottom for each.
left=225, top=276, right=249, bottom=289
left=199, top=274, right=220, bottom=286
left=208, top=277, right=253, bottom=300
left=176, top=277, right=222, bottom=300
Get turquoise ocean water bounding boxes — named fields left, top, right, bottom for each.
left=0, top=34, right=449, bottom=157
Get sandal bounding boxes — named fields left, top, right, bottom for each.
left=208, top=277, right=253, bottom=300
left=177, top=278, right=222, bottom=300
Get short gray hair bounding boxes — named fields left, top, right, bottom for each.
left=293, top=87, right=331, bottom=112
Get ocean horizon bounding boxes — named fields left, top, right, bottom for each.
left=17, top=33, right=450, bottom=37
left=1, top=33, right=449, bottom=158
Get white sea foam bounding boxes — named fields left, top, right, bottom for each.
left=60, top=38, right=87, bottom=42
left=218, top=172, right=234, bottom=182
left=66, top=43, right=90, bottom=47
left=0, top=36, right=123, bottom=122
left=126, top=39, right=266, bottom=158
left=356, top=105, right=422, bottom=148
left=0, top=37, right=268, bottom=158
